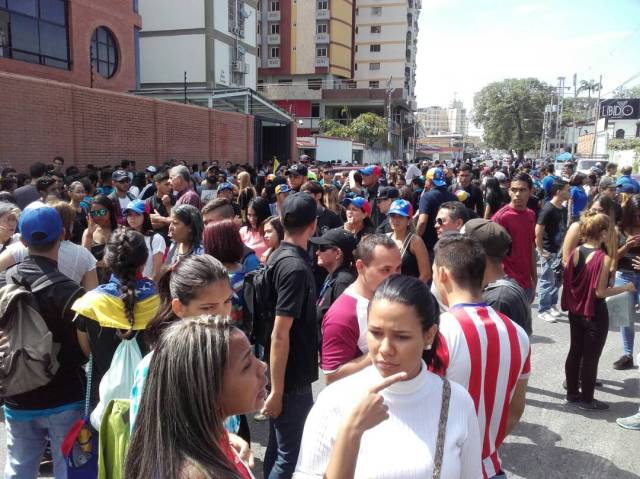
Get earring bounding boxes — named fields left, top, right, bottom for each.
left=424, top=344, right=432, bottom=351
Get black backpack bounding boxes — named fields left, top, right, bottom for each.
left=243, top=249, right=297, bottom=348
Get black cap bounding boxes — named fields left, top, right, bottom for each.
left=281, top=192, right=317, bottom=228
left=286, top=163, right=308, bottom=177
left=310, top=228, right=358, bottom=260
left=462, top=219, right=512, bottom=258
left=377, top=186, right=400, bottom=200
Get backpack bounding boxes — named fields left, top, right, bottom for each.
left=243, top=249, right=298, bottom=348
left=0, top=270, right=80, bottom=397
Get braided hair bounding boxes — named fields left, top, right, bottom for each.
left=104, top=229, right=149, bottom=338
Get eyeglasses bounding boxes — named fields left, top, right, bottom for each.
left=435, top=218, right=445, bottom=226
left=117, top=178, right=130, bottom=184
left=318, top=245, right=336, bottom=252
left=90, top=208, right=108, bottom=217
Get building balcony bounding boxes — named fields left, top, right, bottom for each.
left=295, top=117, right=323, bottom=130
left=267, top=34, right=281, bottom=44
left=267, top=10, right=281, bottom=21
left=315, top=57, right=329, bottom=67
left=316, top=33, right=330, bottom=43
left=259, top=83, right=323, bottom=100
left=316, top=9, right=330, bottom=19
left=265, top=58, right=281, bottom=68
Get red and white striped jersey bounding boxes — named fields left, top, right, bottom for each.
left=435, top=303, right=531, bottom=479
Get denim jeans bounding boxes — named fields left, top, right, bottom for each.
left=263, top=385, right=314, bottom=479
left=539, top=253, right=561, bottom=313
left=4, top=408, right=82, bottom=479
left=615, top=271, right=640, bottom=356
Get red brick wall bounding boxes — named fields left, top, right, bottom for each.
left=0, top=72, right=257, bottom=172
left=0, top=0, right=142, bottom=92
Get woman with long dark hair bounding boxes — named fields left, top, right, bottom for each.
left=240, top=197, right=270, bottom=260
left=82, top=194, right=118, bottom=284
left=483, top=177, right=507, bottom=219
left=125, top=317, right=267, bottom=479
left=73, top=229, right=160, bottom=405
left=164, top=204, right=205, bottom=266
left=387, top=199, right=430, bottom=282
left=68, top=180, right=88, bottom=244
left=561, top=213, right=634, bottom=410
left=261, top=215, right=284, bottom=263
left=124, top=199, right=166, bottom=282
left=295, top=275, right=481, bottom=478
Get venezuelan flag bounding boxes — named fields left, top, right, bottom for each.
left=71, top=277, right=160, bottom=330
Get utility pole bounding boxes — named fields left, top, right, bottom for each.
left=556, top=77, right=565, bottom=150
left=571, top=73, right=577, bottom=157
left=591, top=75, right=603, bottom=156
left=183, top=71, right=187, bottom=104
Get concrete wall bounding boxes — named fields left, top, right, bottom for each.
left=140, top=0, right=204, bottom=30
left=0, top=72, right=256, bottom=172
left=140, top=34, right=207, bottom=84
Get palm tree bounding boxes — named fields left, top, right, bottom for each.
left=577, top=79, right=601, bottom=120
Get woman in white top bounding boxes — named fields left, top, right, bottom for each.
left=294, top=275, right=482, bottom=479
left=0, top=202, right=20, bottom=253
left=124, top=199, right=166, bottom=282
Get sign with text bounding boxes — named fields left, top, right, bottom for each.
left=600, top=99, right=640, bottom=120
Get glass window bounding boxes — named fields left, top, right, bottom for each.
left=40, top=0, right=66, bottom=25
left=0, top=0, right=6, bottom=8
left=370, top=44, right=380, bottom=52
left=372, top=7, right=381, bottom=15
left=39, top=20, right=67, bottom=60
left=91, top=26, right=118, bottom=79
left=311, top=103, right=320, bottom=117
left=316, top=47, right=327, bottom=57
left=371, top=25, right=381, bottom=33
left=270, top=23, right=279, bottom=34
left=369, top=80, right=379, bottom=88
left=369, top=62, right=380, bottom=70
left=10, top=14, right=39, bottom=54
left=8, top=0, right=36, bottom=16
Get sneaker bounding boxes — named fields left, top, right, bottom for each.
left=616, top=412, right=640, bottom=430
left=253, top=412, right=268, bottom=422
left=578, top=399, right=609, bottom=411
left=565, top=393, right=581, bottom=404
left=613, top=355, right=634, bottom=370
left=550, top=306, right=565, bottom=318
left=539, top=311, right=557, bottom=323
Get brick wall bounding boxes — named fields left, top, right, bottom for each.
left=0, top=72, right=256, bottom=172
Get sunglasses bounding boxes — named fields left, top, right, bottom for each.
left=90, top=208, right=108, bottom=217
left=318, top=245, right=336, bottom=252
left=435, top=218, right=445, bottom=226
left=117, top=178, right=130, bottom=184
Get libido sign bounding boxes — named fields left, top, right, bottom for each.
left=600, top=99, right=640, bottom=120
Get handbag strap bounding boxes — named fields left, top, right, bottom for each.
left=432, top=378, right=451, bottom=479
left=84, top=354, right=93, bottom=417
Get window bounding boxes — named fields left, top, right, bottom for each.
left=317, top=23, right=328, bottom=34
left=308, top=78, right=322, bottom=90
left=371, top=6, right=381, bottom=15
left=370, top=25, right=381, bottom=33
left=311, top=102, right=320, bottom=117
left=0, top=0, right=69, bottom=69
left=317, top=0, right=328, bottom=9
left=270, top=46, right=279, bottom=58
left=369, top=80, right=379, bottom=88
left=257, top=46, right=261, bottom=58
left=278, top=79, right=291, bottom=83
left=355, top=7, right=358, bottom=15
left=270, top=23, right=279, bottom=34
left=133, top=0, right=138, bottom=13
left=615, top=129, right=625, bottom=139
left=355, top=26, right=358, bottom=34
left=370, top=44, right=380, bottom=52
left=354, top=63, right=357, bottom=70
left=369, top=62, right=380, bottom=70
left=270, top=0, right=279, bottom=11
left=91, top=26, right=118, bottom=79
left=355, top=45, right=358, bottom=52
left=316, top=47, right=327, bottom=57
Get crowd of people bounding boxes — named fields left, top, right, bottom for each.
left=0, top=153, right=638, bottom=479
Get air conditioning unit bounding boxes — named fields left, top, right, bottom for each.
left=232, top=61, right=248, bottom=73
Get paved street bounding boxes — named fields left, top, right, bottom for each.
left=1, top=308, right=639, bottom=479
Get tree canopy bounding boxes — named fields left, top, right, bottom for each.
left=613, top=85, right=640, bottom=99
left=319, top=113, right=388, bottom=147
left=473, top=78, right=551, bottom=160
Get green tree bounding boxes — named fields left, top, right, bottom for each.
left=318, top=119, right=350, bottom=138
left=348, top=113, right=388, bottom=147
left=473, top=78, right=551, bottom=160
left=612, top=85, right=640, bottom=98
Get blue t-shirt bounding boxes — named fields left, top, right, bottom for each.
left=542, top=175, right=557, bottom=202
left=570, top=186, right=588, bottom=219
left=418, top=186, right=457, bottom=251
left=616, top=175, right=640, bottom=194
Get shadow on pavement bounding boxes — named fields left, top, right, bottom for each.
left=502, top=439, right=639, bottom=479
left=530, top=335, right=555, bottom=345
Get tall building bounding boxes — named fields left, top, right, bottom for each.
left=0, top=0, right=141, bottom=92
left=257, top=0, right=419, bottom=158
left=417, top=99, right=467, bottom=135
left=138, top=0, right=258, bottom=90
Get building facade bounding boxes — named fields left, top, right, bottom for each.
left=138, top=0, right=258, bottom=90
left=416, top=99, right=467, bottom=135
left=0, top=0, right=141, bottom=91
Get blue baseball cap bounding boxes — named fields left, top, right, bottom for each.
left=359, top=165, right=382, bottom=176
left=124, top=199, right=147, bottom=215
left=388, top=199, right=413, bottom=218
left=426, top=167, right=446, bottom=187
left=275, top=184, right=290, bottom=195
left=19, top=205, right=63, bottom=246
left=217, top=182, right=234, bottom=192
left=342, top=197, right=372, bottom=216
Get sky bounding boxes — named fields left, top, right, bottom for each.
left=415, top=0, right=640, bottom=121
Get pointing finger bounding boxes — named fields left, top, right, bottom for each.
left=369, top=372, right=407, bottom=394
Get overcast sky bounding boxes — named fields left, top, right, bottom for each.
left=415, top=0, right=640, bottom=118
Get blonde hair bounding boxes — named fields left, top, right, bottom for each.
left=579, top=212, right=610, bottom=242
left=237, top=171, right=252, bottom=191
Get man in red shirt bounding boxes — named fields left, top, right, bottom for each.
left=433, top=235, right=530, bottom=479
left=492, top=172, right=537, bottom=301
left=320, top=234, right=401, bottom=384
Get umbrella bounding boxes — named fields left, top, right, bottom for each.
left=555, top=152, right=573, bottom=162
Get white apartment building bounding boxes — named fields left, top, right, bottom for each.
left=417, top=99, right=467, bottom=135
left=353, top=0, right=419, bottom=99
left=138, top=0, right=258, bottom=90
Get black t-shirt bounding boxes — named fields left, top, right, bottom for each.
left=316, top=266, right=356, bottom=325
left=316, top=206, right=343, bottom=236
left=376, top=215, right=392, bottom=234
left=537, top=202, right=567, bottom=253
left=1, top=256, right=86, bottom=410
left=450, top=183, right=484, bottom=215
left=267, top=242, right=319, bottom=390
left=146, top=194, right=172, bottom=243
left=483, top=277, right=532, bottom=336
left=75, top=315, right=148, bottom=406
left=419, top=186, right=457, bottom=251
